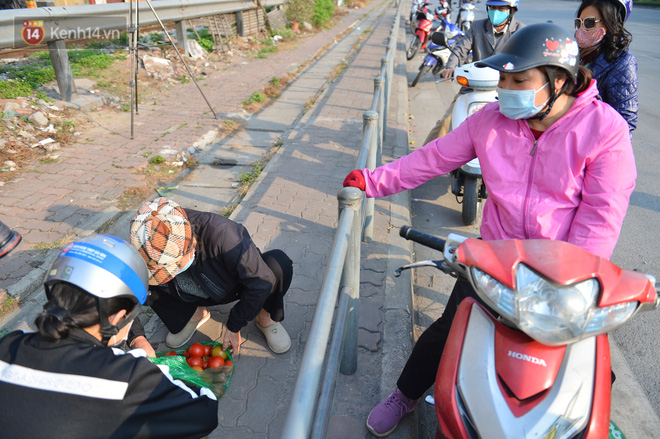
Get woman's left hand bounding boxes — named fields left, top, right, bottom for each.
left=130, top=335, right=156, bottom=357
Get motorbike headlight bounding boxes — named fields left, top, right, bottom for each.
left=467, top=102, right=487, bottom=116
left=472, top=264, right=639, bottom=345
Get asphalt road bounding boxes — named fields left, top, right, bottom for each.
left=405, top=0, right=660, bottom=430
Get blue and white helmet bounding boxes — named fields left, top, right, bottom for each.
left=44, top=234, right=149, bottom=343
left=45, top=234, right=149, bottom=305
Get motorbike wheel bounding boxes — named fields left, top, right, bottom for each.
left=411, top=64, right=431, bottom=87
left=462, top=177, right=479, bottom=225
left=406, top=37, right=422, bottom=61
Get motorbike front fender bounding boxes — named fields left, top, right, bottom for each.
left=436, top=299, right=599, bottom=439
left=415, top=29, right=427, bottom=42
left=424, top=55, right=439, bottom=67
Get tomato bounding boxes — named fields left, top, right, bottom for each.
left=203, top=344, right=211, bottom=357
left=191, top=366, right=204, bottom=372
left=208, top=356, right=225, bottom=369
left=224, top=360, right=233, bottom=368
left=210, top=345, right=223, bottom=357
left=219, top=349, right=229, bottom=360
left=182, top=349, right=190, bottom=359
left=202, top=358, right=209, bottom=370
left=186, top=356, right=203, bottom=368
left=189, top=342, right=205, bottom=358
left=164, top=351, right=178, bottom=356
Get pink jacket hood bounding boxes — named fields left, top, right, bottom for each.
left=363, top=81, right=635, bottom=259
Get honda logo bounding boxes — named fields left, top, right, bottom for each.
left=508, top=350, right=547, bottom=367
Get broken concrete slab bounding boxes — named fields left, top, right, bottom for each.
left=218, top=130, right=281, bottom=148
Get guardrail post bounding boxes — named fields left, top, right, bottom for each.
left=339, top=187, right=363, bottom=375
left=175, top=20, right=189, bottom=56
left=381, top=57, right=389, bottom=143
left=362, top=110, right=378, bottom=243
left=235, top=11, right=244, bottom=37
left=374, top=76, right=385, bottom=166
left=48, top=41, right=77, bottom=102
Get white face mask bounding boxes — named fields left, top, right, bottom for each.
left=178, top=252, right=195, bottom=274
left=497, top=82, right=550, bottom=120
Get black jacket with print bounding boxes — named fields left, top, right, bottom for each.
left=0, top=329, right=218, bottom=438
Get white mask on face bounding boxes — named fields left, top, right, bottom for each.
left=178, top=252, right=195, bottom=274
left=497, top=82, right=550, bottom=120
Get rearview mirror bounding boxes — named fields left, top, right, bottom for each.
left=431, top=31, right=448, bottom=46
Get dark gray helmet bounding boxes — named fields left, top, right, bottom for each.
left=476, top=22, right=580, bottom=83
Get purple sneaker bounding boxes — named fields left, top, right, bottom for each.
left=366, top=388, right=420, bottom=437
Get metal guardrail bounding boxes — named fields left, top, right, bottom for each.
left=0, top=0, right=284, bottom=50
left=0, top=0, right=285, bottom=102
left=281, top=1, right=402, bottom=437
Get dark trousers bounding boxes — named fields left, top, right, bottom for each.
left=148, top=249, right=293, bottom=333
left=396, top=278, right=495, bottom=400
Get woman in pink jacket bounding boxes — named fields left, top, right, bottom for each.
left=344, top=22, right=636, bottom=437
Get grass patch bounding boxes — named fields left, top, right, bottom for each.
left=238, top=162, right=264, bottom=185
left=33, top=235, right=75, bottom=252
left=256, top=39, right=278, bottom=58
left=40, top=157, right=59, bottom=164
left=149, top=155, right=165, bottom=165
left=242, top=92, right=265, bottom=107
left=330, top=61, right=349, bottom=80
left=188, top=28, right=215, bottom=52
left=0, top=49, right=124, bottom=98
left=0, top=294, right=18, bottom=320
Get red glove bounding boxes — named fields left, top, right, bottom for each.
left=343, top=170, right=366, bottom=191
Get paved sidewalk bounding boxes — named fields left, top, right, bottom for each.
left=0, top=1, right=418, bottom=438
left=0, top=0, right=381, bottom=296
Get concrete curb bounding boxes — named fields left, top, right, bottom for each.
left=378, top=15, right=418, bottom=439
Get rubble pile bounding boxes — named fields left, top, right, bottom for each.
left=0, top=97, right=79, bottom=182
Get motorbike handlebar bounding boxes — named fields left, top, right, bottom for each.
left=399, top=226, right=446, bottom=252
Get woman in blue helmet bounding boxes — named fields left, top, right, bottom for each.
left=0, top=234, right=219, bottom=438
left=575, top=0, right=638, bottom=133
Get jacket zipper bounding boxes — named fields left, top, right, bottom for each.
left=523, top=138, right=539, bottom=239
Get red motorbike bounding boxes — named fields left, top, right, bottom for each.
left=396, top=226, right=658, bottom=439
left=407, top=2, right=440, bottom=60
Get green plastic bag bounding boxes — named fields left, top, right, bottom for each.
left=149, top=341, right=234, bottom=399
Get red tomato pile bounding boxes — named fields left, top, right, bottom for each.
left=164, top=342, right=233, bottom=372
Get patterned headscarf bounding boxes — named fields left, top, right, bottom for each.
left=130, top=197, right=197, bottom=285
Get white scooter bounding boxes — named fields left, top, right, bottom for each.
left=432, top=32, right=498, bottom=225
left=456, top=1, right=476, bottom=32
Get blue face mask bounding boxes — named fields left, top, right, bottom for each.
left=179, top=252, right=195, bottom=274
left=497, top=82, right=550, bottom=120
left=488, top=9, right=509, bottom=26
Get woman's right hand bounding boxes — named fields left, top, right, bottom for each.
left=441, top=68, right=454, bottom=80
left=343, top=170, right=366, bottom=191
left=223, top=328, right=242, bottom=355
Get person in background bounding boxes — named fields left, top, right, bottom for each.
left=575, top=0, right=637, bottom=133
left=344, top=23, right=635, bottom=437
left=0, top=234, right=219, bottom=438
left=130, top=197, right=293, bottom=355
left=0, top=219, right=21, bottom=259
left=423, top=0, right=525, bottom=144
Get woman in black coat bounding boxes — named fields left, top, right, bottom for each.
left=130, top=197, right=293, bottom=355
